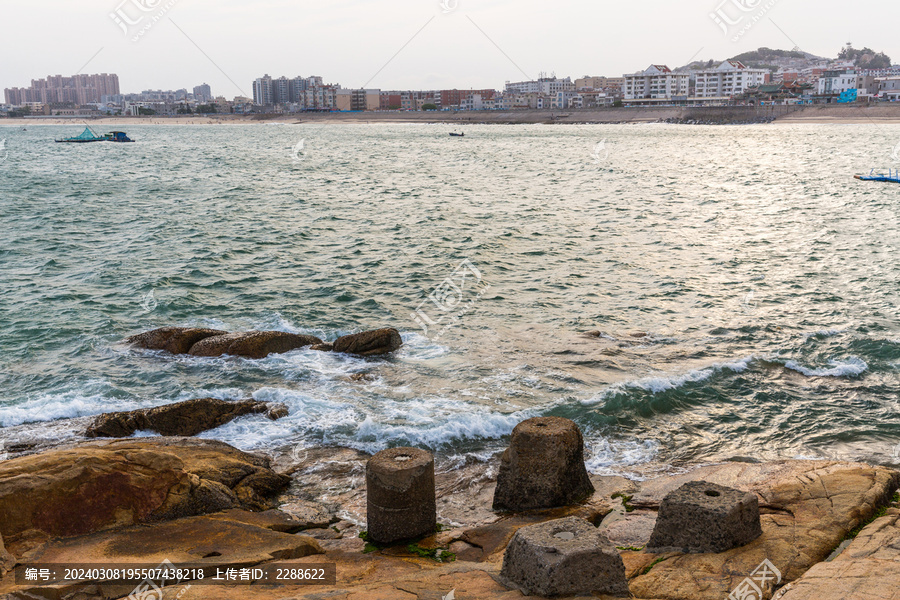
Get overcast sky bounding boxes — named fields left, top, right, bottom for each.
left=2, top=0, right=897, bottom=96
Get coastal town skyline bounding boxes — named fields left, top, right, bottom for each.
left=2, top=0, right=899, bottom=98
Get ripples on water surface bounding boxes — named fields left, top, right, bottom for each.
left=1, top=122, right=899, bottom=475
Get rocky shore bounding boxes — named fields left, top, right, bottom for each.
left=1, top=327, right=898, bottom=599
left=0, top=414, right=897, bottom=599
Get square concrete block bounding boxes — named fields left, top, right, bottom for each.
left=500, top=516, right=629, bottom=597
left=647, top=480, right=762, bottom=553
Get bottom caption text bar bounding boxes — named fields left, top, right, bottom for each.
left=14, top=563, right=337, bottom=586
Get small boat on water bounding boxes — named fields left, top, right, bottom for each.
left=104, top=131, right=135, bottom=143
left=56, top=127, right=105, bottom=143
left=55, top=127, right=134, bottom=143
left=854, top=169, right=900, bottom=183
left=449, top=132, right=464, bottom=137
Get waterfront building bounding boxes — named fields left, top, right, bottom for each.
left=623, top=65, right=689, bottom=101
left=695, top=61, right=767, bottom=98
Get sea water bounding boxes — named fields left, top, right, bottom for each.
left=0, top=122, right=898, bottom=476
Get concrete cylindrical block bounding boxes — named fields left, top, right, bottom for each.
left=493, top=416, right=595, bottom=511
left=646, top=481, right=762, bottom=553
left=500, top=516, right=629, bottom=597
left=366, top=447, right=436, bottom=544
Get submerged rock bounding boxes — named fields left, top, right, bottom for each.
left=187, top=330, right=324, bottom=358
left=333, top=328, right=402, bottom=356
left=126, top=326, right=226, bottom=354
left=85, top=397, right=288, bottom=438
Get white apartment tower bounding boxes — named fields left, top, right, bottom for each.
left=623, top=65, right=689, bottom=100
left=695, top=60, right=767, bottom=98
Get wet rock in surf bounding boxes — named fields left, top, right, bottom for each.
left=85, top=397, right=288, bottom=438
left=187, top=330, right=323, bottom=359
left=333, top=328, right=402, bottom=356
left=493, top=417, right=594, bottom=511
left=126, top=326, right=227, bottom=354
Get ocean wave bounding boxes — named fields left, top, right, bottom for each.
left=783, top=356, right=868, bottom=378
left=199, top=386, right=538, bottom=454
left=803, top=328, right=845, bottom=338
left=0, top=386, right=247, bottom=428
left=0, top=390, right=155, bottom=428
left=585, top=438, right=658, bottom=474
left=581, top=356, right=756, bottom=405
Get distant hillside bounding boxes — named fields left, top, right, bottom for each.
left=838, top=44, right=892, bottom=69
left=675, top=45, right=891, bottom=73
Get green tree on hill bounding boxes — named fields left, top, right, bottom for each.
left=839, top=44, right=892, bottom=69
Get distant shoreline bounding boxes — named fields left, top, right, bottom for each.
left=4, top=104, right=900, bottom=126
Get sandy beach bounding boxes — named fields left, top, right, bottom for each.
left=4, top=104, right=900, bottom=126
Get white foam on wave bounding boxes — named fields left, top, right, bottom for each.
left=803, top=328, right=845, bottom=339
left=196, top=385, right=538, bottom=454
left=585, top=438, right=659, bottom=474
left=581, top=355, right=756, bottom=405
left=783, top=356, right=868, bottom=378
left=0, top=385, right=158, bottom=428
left=0, top=383, right=248, bottom=428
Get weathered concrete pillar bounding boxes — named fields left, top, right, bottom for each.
left=500, top=516, right=629, bottom=597
left=366, top=447, right=436, bottom=544
left=493, top=417, right=595, bottom=511
left=646, top=480, right=762, bottom=553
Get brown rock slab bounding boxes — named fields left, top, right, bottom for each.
left=188, top=330, right=323, bottom=358
left=625, top=461, right=900, bottom=600
left=278, top=499, right=339, bottom=530
left=0, top=438, right=290, bottom=549
left=126, top=326, right=226, bottom=354
left=0, top=532, right=14, bottom=577
left=85, top=397, right=288, bottom=438
left=1, top=515, right=323, bottom=599
left=493, top=416, right=594, bottom=511
left=333, top=328, right=402, bottom=356
left=772, top=509, right=900, bottom=600
left=205, top=508, right=310, bottom=533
